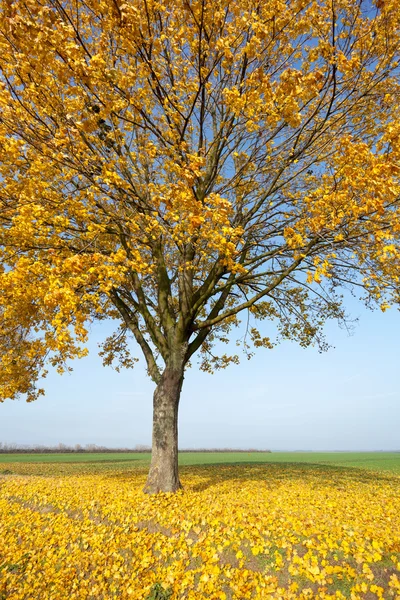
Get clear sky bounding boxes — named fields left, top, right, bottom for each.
left=1, top=294, right=399, bottom=451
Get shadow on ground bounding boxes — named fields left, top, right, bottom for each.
left=2, top=458, right=400, bottom=490
left=105, top=461, right=400, bottom=493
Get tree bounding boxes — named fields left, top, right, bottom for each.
left=0, top=0, right=399, bottom=493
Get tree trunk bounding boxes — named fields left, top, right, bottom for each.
left=143, top=363, right=184, bottom=494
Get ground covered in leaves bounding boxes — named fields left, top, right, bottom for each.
left=1, top=462, right=399, bottom=599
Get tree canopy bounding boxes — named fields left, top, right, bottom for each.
left=0, top=0, right=399, bottom=491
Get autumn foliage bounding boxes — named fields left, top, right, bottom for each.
left=1, top=462, right=400, bottom=599
left=0, top=0, right=400, bottom=491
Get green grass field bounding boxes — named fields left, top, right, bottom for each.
left=1, top=451, right=399, bottom=472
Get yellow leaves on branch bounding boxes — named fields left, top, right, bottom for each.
left=0, top=0, right=400, bottom=398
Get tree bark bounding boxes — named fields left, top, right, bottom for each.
left=143, top=362, right=184, bottom=494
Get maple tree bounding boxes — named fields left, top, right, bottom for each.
left=0, top=0, right=399, bottom=493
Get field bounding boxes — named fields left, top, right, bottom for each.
left=1, top=451, right=400, bottom=472
left=1, top=453, right=400, bottom=599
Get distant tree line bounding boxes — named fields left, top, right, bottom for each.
left=0, top=443, right=151, bottom=453
left=0, top=443, right=271, bottom=454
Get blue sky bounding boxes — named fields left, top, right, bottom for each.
left=0, top=295, right=399, bottom=451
